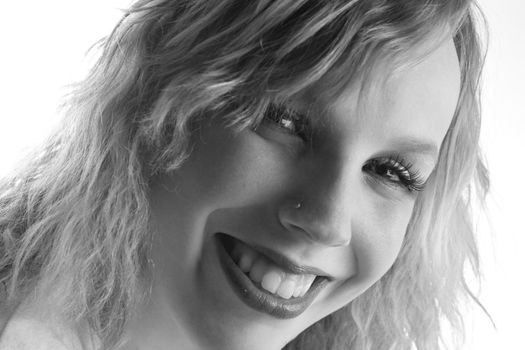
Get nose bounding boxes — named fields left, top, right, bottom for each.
left=277, top=160, right=353, bottom=247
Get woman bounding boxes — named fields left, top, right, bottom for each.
left=0, top=0, right=489, bottom=349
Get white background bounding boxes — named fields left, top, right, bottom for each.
left=0, top=1, right=523, bottom=348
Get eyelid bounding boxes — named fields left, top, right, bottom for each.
left=388, top=138, right=439, bottom=165
left=260, top=103, right=312, bottom=141
left=364, top=156, right=426, bottom=194
left=363, top=175, right=408, bottom=203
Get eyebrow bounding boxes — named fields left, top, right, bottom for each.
left=388, top=137, right=440, bottom=162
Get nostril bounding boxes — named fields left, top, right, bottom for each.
left=289, top=223, right=305, bottom=232
left=284, top=221, right=315, bottom=241
left=287, top=222, right=351, bottom=247
left=278, top=199, right=352, bottom=247
left=329, top=238, right=351, bottom=247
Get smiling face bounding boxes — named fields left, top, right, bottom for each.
left=129, top=38, right=461, bottom=350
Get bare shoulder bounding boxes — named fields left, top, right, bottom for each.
left=0, top=316, right=81, bottom=350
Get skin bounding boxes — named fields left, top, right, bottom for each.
left=118, top=38, right=461, bottom=350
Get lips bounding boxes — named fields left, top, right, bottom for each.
left=215, top=233, right=329, bottom=319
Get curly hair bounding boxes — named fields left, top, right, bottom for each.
left=0, top=0, right=489, bottom=349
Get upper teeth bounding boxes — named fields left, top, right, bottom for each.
left=230, top=239, right=317, bottom=299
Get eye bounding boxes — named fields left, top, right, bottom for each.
left=363, top=156, right=426, bottom=193
left=253, top=103, right=311, bottom=142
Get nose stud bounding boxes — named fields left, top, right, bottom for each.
left=294, top=202, right=302, bottom=209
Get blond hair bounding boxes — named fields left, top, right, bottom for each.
left=0, top=1, right=489, bottom=349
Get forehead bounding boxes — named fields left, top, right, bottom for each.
left=295, top=38, right=461, bottom=147
left=380, top=38, right=461, bottom=135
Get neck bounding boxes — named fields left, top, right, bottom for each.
left=116, top=287, right=203, bottom=350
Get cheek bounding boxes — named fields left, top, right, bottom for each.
left=353, top=197, right=414, bottom=280
left=171, top=125, right=293, bottom=209
left=148, top=125, right=286, bottom=268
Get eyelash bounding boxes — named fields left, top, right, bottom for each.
left=362, top=156, right=426, bottom=193
left=257, top=104, right=310, bottom=141
left=256, top=104, right=426, bottom=193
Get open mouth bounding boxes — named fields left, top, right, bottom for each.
left=215, top=233, right=329, bottom=319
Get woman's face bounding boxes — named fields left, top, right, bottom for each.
left=139, top=39, right=460, bottom=350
